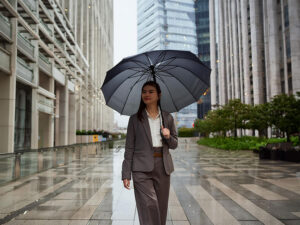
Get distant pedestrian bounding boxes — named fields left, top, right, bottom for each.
left=121, top=81, right=178, bottom=225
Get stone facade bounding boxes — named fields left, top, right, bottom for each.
left=209, top=0, right=300, bottom=107
left=0, top=0, right=114, bottom=153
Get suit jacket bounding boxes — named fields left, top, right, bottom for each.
left=121, top=108, right=178, bottom=180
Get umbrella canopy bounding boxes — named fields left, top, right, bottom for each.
left=101, top=50, right=211, bottom=116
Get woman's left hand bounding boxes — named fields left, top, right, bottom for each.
left=161, top=125, right=170, bottom=139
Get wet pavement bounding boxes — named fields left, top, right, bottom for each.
left=0, top=139, right=300, bottom=225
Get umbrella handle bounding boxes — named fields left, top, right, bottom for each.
left=159, top=103, right=165, bottom=128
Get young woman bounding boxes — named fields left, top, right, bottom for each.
left=121, top=81, right=178, bottom=225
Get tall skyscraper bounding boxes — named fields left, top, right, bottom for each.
left=195, top=0, right=211, bottom=119
left=209, top=0, right=300, bottom=109
left=137, top=0, right=199, bottom=128
left=0, top=0, right=114, bottom=153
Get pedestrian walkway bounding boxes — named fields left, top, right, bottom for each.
left=0, top=139, right=299, bottom=225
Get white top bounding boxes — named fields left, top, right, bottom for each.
left=145, top=107, right=163, bottom=147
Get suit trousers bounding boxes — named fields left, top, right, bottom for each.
left=132, top=147, right=170, bottom=225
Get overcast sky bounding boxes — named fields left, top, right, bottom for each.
left=113, top=0, right=137, bottom=127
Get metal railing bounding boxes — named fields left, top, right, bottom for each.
left=0, top=139, right=125, bottom=186
left=16, top=57, right=34, bottom=82
left=17, top=33, right=35, bottom=59
left=39, top=18, right=52, bottom=36
left=39, top=52, right=52, bottom=73
left=23, top=0, right=37, bottom=12
left=0, top=13, right=11, bottom=39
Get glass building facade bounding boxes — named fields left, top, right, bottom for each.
left=137, top=0, right=199, bottom=128
left=195, top=0, right=211, bottom=119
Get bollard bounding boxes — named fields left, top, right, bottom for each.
left=52, top=148, right=57, bottom=168
left=76, top=145, right=81, bottom=160
left=14, top=153, right=22, bottom=179
left=72, top=146, right=76, bottom=161
left=38, top=150, right=43, bottom=172
left=64, top=147, right=69, bottom=165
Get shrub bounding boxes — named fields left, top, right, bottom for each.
left=197, top=135, right=299, bottom=151
left=178, top=127, right=197, bottom=137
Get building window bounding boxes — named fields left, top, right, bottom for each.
left=284, top=5, right=289, bottom=28
left=14, top=82, right=32, bottom=151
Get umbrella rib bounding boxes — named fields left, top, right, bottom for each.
left=155, top=65, right=178, bottom=73
left=155, top=76, right=179, bottom=111
left=153, top=50, right=167, bottom=66
left=127, top=68, right=147, bottom=73
left=156, top=57, right=177, bottom=71
left=145, top=52, right=153, bottom=65
left=156, top=73, right=173, bottom=77
left=105, top=70, right=147, bottom=105
left=157, top=70, right=199, bottom=102
left=130, top=59, right=149, bottom=69
left=159, top=65, right=210, bottom=87
left=120, top=74, right=148, bottom=115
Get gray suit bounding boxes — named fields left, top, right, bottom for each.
left=121, top=109, right=178, bottom=180
left=121, top=108, right=178, bottom=225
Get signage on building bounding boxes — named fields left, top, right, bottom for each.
left=93, top=135, right=99, bottom=142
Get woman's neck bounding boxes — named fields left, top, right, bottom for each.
left=146, top=104, right=158, bottom=114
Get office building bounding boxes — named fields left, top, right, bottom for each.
left=137, top=0, right=199, bottom=128
left=195, top=0, right=211, bottom=119
left=0, top=0, right=114, bottom=153
left=209, top=0, right=300, bottom=108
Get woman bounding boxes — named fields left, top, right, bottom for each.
left=121, top=81, right=178, bottom=225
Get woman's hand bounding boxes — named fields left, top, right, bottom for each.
left=161, top=125, right=170, bottom=139
left=123, top=179, right=131, bottom=190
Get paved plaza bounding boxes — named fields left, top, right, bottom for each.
left=0, top=139, right=299, bottom=225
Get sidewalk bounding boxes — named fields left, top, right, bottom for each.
left=0, top=138, right=299, bottom=224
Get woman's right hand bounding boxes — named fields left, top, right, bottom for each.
left=123, top=179, right=131, bottom=190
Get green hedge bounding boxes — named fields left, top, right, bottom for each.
left=178, top=128, right=197, bottom=137
left=76, top=129, right=126, bottom=139
left=197, top=136, right=299, bottom=150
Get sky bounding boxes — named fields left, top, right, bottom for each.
left=113, top=0, right=137, bottom=128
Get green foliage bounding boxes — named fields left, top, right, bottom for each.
left=178, top=127, right=197, bottom=137
left=194, top=93, right=300, bottom=141
left=222, top=99, right=250, bottom=136
left=75, top=129, right=125, bottom=140
left=246, top=103, right=270, bottom=135
left=197, top=136, right=299, bottom=151
left=80, top=130, right=87, bottom=135
left=268, top=93, right=300, bottom=141
left=194, top=118, right=211, bottom=137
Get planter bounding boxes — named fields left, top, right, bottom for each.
left=76, top=135, right=82, bottom=144
left=259, top=148, right=270, bottom=159
left=81, top=135, right=88, bottom=143
left=270, top=150, right=281, bottom=160
left=285, top=150, right=300, bottom=163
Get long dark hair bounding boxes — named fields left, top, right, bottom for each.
left=137, top=81, right=162, bottom=122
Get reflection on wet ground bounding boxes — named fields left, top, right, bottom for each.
left=0, top=139, right=299, bottom=225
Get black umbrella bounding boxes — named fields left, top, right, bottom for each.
left=101, top=50, right=211, bottom=126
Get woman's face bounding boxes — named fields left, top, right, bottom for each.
left=142, top=85, right=160, bottom=105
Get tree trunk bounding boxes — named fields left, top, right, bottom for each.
left=287, top=132, right=291, bottom=142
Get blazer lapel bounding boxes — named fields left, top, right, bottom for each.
left=142, top=109, right=153, bottom=147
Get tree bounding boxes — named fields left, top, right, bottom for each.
left=222, top=99, right=249, bottom=137
left=246, top=103, right=271, bottom=137
left=269, top=93, right=299, bottom=142
left=194, top=118, right=211, bottom=137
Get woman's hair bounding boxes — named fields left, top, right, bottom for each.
left=137, top=81, right=161, bottom=121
